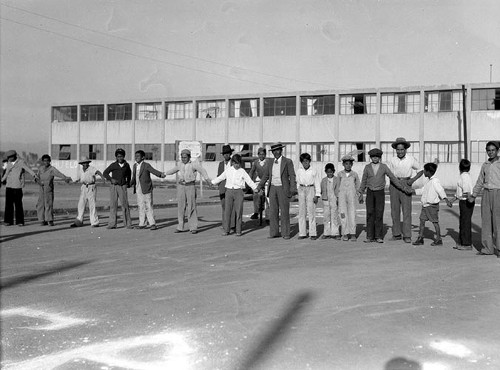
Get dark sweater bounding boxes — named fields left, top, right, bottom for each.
left=103, top=161, right=131, bottom=186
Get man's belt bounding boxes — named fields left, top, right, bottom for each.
left=396, top=177, right=411, bottom=180
left=83, top=182, right=95, bottom=187
left=299, top=184, right=314, bottom=187
left=179, top=180, right=195, bottom=185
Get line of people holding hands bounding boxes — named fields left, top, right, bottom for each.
left=2, top=138, right=499, bottom=258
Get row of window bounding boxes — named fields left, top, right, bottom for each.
left=52, top=88, right=500, bottom=122
left=53, top=141, right=491, bottom=163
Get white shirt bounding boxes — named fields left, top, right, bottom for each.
left=136, top=161, right=143, bottom=192
left=296, top=166, right=321, bottom=197
left=81, top=166, right=98, bottom=185
left=212, top=167, right=257, bottom=191
left=271, top=156, right=282, bottom=186
left=371, top=163, right=380, bottom=176
left=415, top=176, right=447, bottom=207
left=388, top=155, right=420, bottom=178
left=455, top=172, right=473, bottom=200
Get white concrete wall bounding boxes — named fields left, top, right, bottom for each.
left=135, top=120, right=163, bottom=143
left=423, top=112, right=463, bottom=141
left=470, top=111, right=500, bottom=140
left=299, top=116, right=336, bottom=142
left=196, top=118, right=225, bottom=143
left=165, top=120, right=193, bottom=143
left=263, top=116, right=295, bottom=142
left=107, top=121, right=133, bottom=143
left=52, top=122, right=78, bottom=144
left=80, top=122, right=106, bottom=144
left=338, top=115, right=377, bottom=142
left=228, top=117, right=260, bottom=143
left=380, top=114, right=420, bottom=142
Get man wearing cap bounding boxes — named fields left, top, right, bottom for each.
left=1, top=150, right=38, bottom=226
left=217, top=145, right=236, bottom=230
left=359, top=148, right=408, bottom=243
left=70, top=156, right=104, bottom=228
left=165, top=149, right=212, bottom=234
left=103, top=148, right=132, bottom=229
left=249, top=147, right=271, bottom=221
left=257, top=142, right=297, bottom=239
left=387, top=138, right=423, bottom=243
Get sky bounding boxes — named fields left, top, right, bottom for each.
left=1, top=0, right=499, bottom=154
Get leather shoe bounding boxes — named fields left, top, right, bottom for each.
left=376, top=238, right=384, bottom=243
left=149, top=225, right=158, bottom=230
left=267, top=235, right=280, bottom=239
left=390, top=235, right=402, bottom=241
left=282, top=236, right=290, bottom=240
left=250, top=213, right=259, bottom=220
left=310, top=236, right=317, bottom=240
left=191, top=230, right=198, bottom=234
left=364, top=239, right=375, bottom=243
left=456, top=245, right=472, bottom=251
left=403, top=237, right=412, bottom=243
left=431, top=239, right=443, bottom=246
left=298, top=236, right=307, bottom=240
left=412, top=237, right=424, bottom=245
left=107, top=225, right=117, bottom=229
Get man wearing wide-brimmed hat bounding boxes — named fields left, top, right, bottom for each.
left=1, top=150, right=38, bottom=226
left=70, top=156, right=104, bottom=228
left=257, top=142, right=297, bottom=239
left=387, top=137, right=423, bottom=243
left=217, top=145, right=236, bottom=230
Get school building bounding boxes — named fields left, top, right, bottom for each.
left=49, top=82, right=500, bottom=187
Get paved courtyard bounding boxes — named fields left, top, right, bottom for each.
left=1, top=195, right=499, bottom=369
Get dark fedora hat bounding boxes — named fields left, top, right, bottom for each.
left=391, top=137, right=411, bottom=149
left=270, top=142, right=285, bottom=151
left=221, top=145, right=234, bottom=155
left=368, top=148, right=383, bottom=157
left=4, top=150, right=17, bottom=159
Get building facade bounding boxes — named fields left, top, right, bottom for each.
left=50, top=82, right=500, bottom=187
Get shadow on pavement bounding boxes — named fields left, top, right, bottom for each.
left=0, top=259, right=95, bottom=290
left=384, top=357, right=422, bottom=369
left=237, top=290, right=314, bottom=370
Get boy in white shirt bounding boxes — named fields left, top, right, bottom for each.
left=296, top=153, right=321, bottom=240
left=412, top=163, right=452, bottom=246
left=450, top=159, right=475, bottom=250
left=212, top=154, right=258, bottom=236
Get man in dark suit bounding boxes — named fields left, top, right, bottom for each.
left=217, top=145, right=235, bottom=230
left=257, top=142, right=297, bottom=239
left=248, top=147, right=271, bottom=221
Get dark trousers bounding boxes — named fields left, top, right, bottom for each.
left=268, top=185, right=290, bottom=238
left=4, top=187, right=24, bottom=225
left=220, top=193, right=236, bottom=229
left=458, top=199, right=474, bottom=246
left=37, top=185, right=54, bottom=222
left=390, top=184, right=412, bottom=238
left=224, top=189, right=244, bottom=234
left=366, top=189, right=385, bottom=240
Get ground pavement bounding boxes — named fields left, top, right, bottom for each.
left=1, top=198, right=499, bottom=369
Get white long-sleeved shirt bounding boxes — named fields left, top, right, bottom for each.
left=455, top=172, right=473, bottom=200
left=415, top=176, right=447, bottom=207
left=296, top=167, right=321, bottom=197
left=212, top=167, right=257, bottom=191
left=388, top=155, right=420, bottom=178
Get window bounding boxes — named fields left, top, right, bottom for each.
left=52, top=144, right=76, bottom=160
left=263, top=143, right=297, bottom=159
left=80, top=144, right=103, bottom=160
left=81, top=105, right=104, bottom=121
left=380, top=141, right=420, bottom=160
left=136, top=144, right=161, bottom=160
left=136, top=102, right=162, bottom=120
left=229, top=99, right=259, bottom=117
left=470, top=141, right=491, bottom=162
left=107, top=104, right=132, bottom=120
left=381, top=93, right=420, bottom=114
left=263, top=97, right=296, bottom=116
left=424, top=142, right=464, bottom=163
left=340, top=94, right=376, bottom=115
left=472, top=89, right=500, bottom=110
left=425, top=91, right=463, bottom=112
left=339, top=142, right=376, bottom=162
left=197, top=100, right=226, bottom=118
left=300, top=95, right=335, bottom=116
left=52, top=106, right=77, bottom=122
left=106, top=144, right=132, bottom=160
left=166, top=102, right=194, bottom=119
left=228, top=143, right=256, bottom=157
left=300, top=143, right=336, bottom=161
left=164, top=143, right=176, bottom=161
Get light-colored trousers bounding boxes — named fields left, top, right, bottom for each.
left=37, top=185, right=54, bottom=222
left=77, top=184, right=99, bottom=226
left=338, top=189, right=357, bottom=235
left=389, top=184, right=413, bottom=238
left=137, top=191, right=155, bottom=226
left=298, top=186, right=317, bottom=237
left=224, top=188, right=244, bottom=234
left=109, top=184, right=131, bottom=227
left=323, top=197, right=340, bottom=236
left=177, top=184, right=198, bottom=231
left=480, top=188, right=500, bottom=255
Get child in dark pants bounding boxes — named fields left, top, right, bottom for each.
left=412, top=163, right=452, bottom=246
left=450, top=159, right=475, bottom=250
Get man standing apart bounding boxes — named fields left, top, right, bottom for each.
left=130, top=150, right=166, bottom=230
left=165, top=149, right=211, bottom=234
left=1, top=150, right=38, bottom=226
left=248, top=147, right=271, bottom=221
left=217, top=145, right=235, bottom=229
left=257, top=142, right=297, bottom=239
left=103, top=148, right=132, bottom=229
left=387, top=138, right=423, bottom=243
left=71, top=156, right=104, bottom=228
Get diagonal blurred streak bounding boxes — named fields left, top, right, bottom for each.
left=237, top=291, right=314, bottom=370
